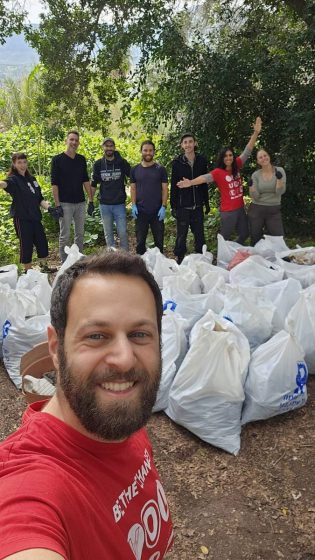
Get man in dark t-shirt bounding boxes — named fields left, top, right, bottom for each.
left=130, top=141, right=168, bottom=255
left=51, top=130, right=93, bottom=262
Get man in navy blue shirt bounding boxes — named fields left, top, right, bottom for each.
left=51, top=130, right=93, bottom=262
left=130, top=141, right=168, bottom=255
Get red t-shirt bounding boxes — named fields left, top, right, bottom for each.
left=211, top=157, right=244, bottom=211
left=0, top=401, right=173, bottom=560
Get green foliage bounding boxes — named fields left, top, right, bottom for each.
left=135, top=0, right=315, bottom=234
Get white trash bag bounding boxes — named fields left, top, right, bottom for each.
left=52, top=244, right=84, bottom=288
left=242, top=330, right=308, bottom=424
left=150, top=250, right=178, bottom=289
left=181, top=245, right=213, bottom=267
left=221, top=284, right=275, bottom=351
left=17, top=269, right=52, bottom=315
left=162, top=287, right=218, bottom=334
left=275, top=255, right=315, bottom=289
left=229, top=254, right=284, bottom=287
left=285, top=284, right=315, bottom=374
left=166, top=311, right=250, bottom=455
left=254, top=235, right=290, bottom=261
left=2, top=310, right=50, bottom=389
left=153, top=314, right=188, bottom=412
left=162, top=267, right=201, bottom=294
left=262, top=278, right=301, bottom=334
left=0, top=264, right=18, bottom=289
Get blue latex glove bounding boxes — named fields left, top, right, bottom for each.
left=131, top=204, right=138, bottom=219
left=158, top=206, right=166, bottom=221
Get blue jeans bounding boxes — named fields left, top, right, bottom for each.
left=100, top=204, right=128, bottom=251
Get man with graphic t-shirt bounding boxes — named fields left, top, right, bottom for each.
left=0, top=251, right=173, bottom=560
left=51, top=130, right=93, bottom=262
left=91, top=137, right=130, bottom=250
left=130, top=141, right=168, bottom=254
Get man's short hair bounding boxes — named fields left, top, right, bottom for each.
left=67, top=130, right=80, bottom=138
left=180, top=133, right=196, bottom=144
left=50, top=251, right=163, bottom=339
left=140, top=140, right=155, bottom=151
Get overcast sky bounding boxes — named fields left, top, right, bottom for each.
left=24, top=0, right=45, bottom=23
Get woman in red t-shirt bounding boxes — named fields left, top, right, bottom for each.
left=177, top=117, right=262, bottom=244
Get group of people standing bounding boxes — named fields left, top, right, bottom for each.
left=0, top=119, right=287, bottom=271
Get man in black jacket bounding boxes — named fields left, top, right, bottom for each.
left=91, top=138, right=131, bottom=250
left=170, top=133, right=209, bottom=263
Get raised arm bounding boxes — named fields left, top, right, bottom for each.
left=239, top=117, right=262, bottom=164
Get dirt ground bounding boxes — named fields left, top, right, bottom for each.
left=0, top=362, right=314, bottom=560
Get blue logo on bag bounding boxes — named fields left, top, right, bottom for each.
left=2, top=320, right=11, bottom=339
left=163, top=300, right=177, bottom=312
left=294, top=361, right=308, bottom=395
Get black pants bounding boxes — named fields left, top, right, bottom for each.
left=248, top=203, right=284, bottom=245
left=174, top=206, right=205, bottom=259
left=14, top=217, right=48, bottom=264
left=135, top=211, right=164, bottom=255
left=220, top=207, right=249, bottom=245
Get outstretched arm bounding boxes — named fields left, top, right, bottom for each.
left=177, top=173, right=214, bottom=189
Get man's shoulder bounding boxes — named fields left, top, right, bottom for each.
left=52, top=152, right=65, bottom=162
left=75, top=153, right=87, bottom=163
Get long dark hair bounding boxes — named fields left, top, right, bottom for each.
left=8, top=152, right=31, bottom=177
left=216, top=147, right=239, bottom=179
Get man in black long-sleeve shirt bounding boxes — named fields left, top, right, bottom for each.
left=170, top=133, right=209, bottom=264
left=51, top=130, right=92, bottom=262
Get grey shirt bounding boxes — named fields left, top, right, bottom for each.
left=250, top=167, right=286, bottom=206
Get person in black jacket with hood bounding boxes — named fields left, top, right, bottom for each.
left=91, top=138, right=131, bottom=250
left=170, top=133, right=209, bottom=263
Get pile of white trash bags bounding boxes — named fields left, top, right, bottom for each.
left=143, top=235, right=314, bottom=455
left=0, top=245, right=83, bottom=389
left=0, top=239, right=314, bottom=455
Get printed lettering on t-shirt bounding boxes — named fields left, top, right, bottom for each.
left=112, top=448, right=172, bottom=560
left=101, top=169, right=122, bottom=182
left=225, top=174, right=242, bottom=200
left=27, top=182, right=35, bottom=194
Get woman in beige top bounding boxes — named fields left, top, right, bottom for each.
left=248, top=148, right=286, bottom=245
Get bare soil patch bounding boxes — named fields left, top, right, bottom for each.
left=0, top=363, right=314, bottom=560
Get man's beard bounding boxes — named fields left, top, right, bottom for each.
left=57, top=345, right=161, bottom=441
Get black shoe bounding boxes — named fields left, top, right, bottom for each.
left=176, top=256, right=184, bottom=265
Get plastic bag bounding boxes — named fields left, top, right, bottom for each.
left=0, top=264, right=18, bottom=289
left=285, top=284, right=315, bottom=374
left=52, top=244, right=84, bottom=288
left=181, top=245, right=213, bottom=267
left=162, top=287, right=220, bottom=335
left=153, top=314, right=188, bottom=412
left=262, top=278, right=301, bottom=334
left=162, top=267, right=201, bottom=294
left=242, top=330, right=308, bottom=424
left=2, top=310, right=50, bottom=388
left=166, top=311, right=250, bottom=455
left=217, top=234, right=250, bottom=269
left=229, top=254, right=284, bottom=287
left=221, top=284, right=275, bottom=351
left=17, top=269, right=52, bottom=315
left=275, top=255, right=315, bottom=289
left=254, top=235, right=290, bottom=261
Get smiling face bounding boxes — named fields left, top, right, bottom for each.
left=103, top=140, right=115, bottom=159
left=257, top=149, right=271, bottom=167
left=223, top=150, right=234, bottom=169
left=48, top=273, right=161, bottom=441
left=181, top=136, right=197, bottom=157
left=13, top=157, right=28, bottom=176
left=66, top=132, right=80, bottom=153
left=141, top=143, right=155, bottom=163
